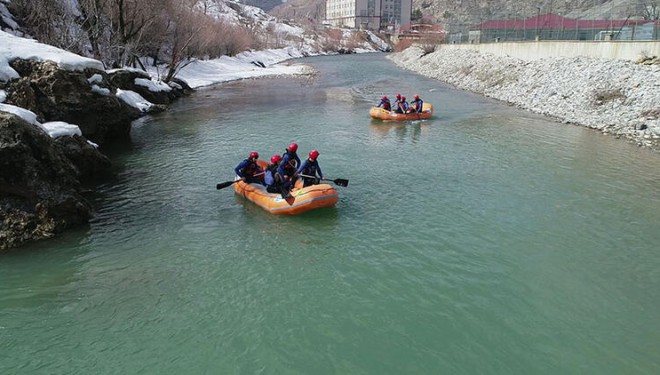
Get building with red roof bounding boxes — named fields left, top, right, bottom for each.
left=467, top=13, right=658, bottom=43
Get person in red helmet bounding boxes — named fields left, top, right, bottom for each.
left=377, top=96, right=391, bottom=111
left=265, top=154, right=292, bottom=198
left=395, top=95, right=410, bottom=114
left=234, top=151, right=264, bottom=185
left=393, top=93, right=402, bottom=110
left=297, top=149, right=324, bottom=187
left=410, top=94, right=424, bottom=113
left=277, top=142, right=301, bottom=184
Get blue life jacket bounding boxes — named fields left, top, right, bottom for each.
left=278, top=151, right=300, bottom=176
left=297, top=159, right=323, bottom=178
left=235, top=159, right=259, bottom=177
left=411, top=98, right=423, bottom=112
left=265, top=163, right=280, bottom=186
left=378, top=99, right=391, bottom=110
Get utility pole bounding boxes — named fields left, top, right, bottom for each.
left=536, top=6, right=540, bottom=40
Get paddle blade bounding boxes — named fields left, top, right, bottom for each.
left=216, top=180, right=236, bottom=190
left=333, top=178, right=349, bottom=187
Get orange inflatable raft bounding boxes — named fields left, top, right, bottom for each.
left=234, top=180, right=338, bottom=215
left=369, top=103, right=433, bottom=121
left=233, top=160, right=338, bottom=215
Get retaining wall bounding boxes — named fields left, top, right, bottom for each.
left=439, top=41, right=660, bottom=61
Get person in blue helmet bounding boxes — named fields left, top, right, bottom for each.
left=377, top=96, right=391, bottom=110
left=277, top=142, right=301, bottom=183
left=410, top=94, right=424, bottom=113
left=265, top=154, right=293, bottom=198
left=297, top=150, right=324, bottom=187
left=234, top=151, right=264, bottom=185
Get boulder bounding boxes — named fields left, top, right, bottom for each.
left=0, top=112, right=104, bottom=251
left=5, top=59, right=141, bottom=145
left=107, top=69, right=194, bottom=105
left=53, top=135, right=112, bottom=179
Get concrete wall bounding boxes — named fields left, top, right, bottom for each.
left=441, top=41, right=660, bottom=61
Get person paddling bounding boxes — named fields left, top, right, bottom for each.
left=297, top=150, right=324, bottom=187
left=234, top=151, right=264, bottom=185
left=395, top=96, right=410, bottom=114
left=377, top=96, right=391, bottom=111
left=265, top=154, right=292, bottom=198
left=277, top=142, right=301, bottom=184
left=393, top=93, right=402, bottom=111
left=410, top=95, right=424, bottom=113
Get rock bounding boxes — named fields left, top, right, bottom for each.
left=107, top=69, right=194, bottom=105
left=5, top=59, right=141, bottom=145
left=166, top=77, right=194, bottom=100
left=53, top=135, right=112, bottom=179
left=0, top=112, right=94, bottom=251
left=389, top=47, right=660, bottom=152
left=108, top=68, right=168, bottom=105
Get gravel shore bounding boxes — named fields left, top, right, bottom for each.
left=389, top=46, right=660, bottom=151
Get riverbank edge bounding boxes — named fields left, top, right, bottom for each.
left=388, top=46, right=660, bottom=152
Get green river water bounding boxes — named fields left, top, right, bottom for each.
left=1, top=54, right=659, bottom=374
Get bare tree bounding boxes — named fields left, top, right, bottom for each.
left=10, top=0, right=86, bottom=54
left=640, top=0, right=659, bottom=20
left=96, top=0, right=161, bottom=67
left=161, top=0, right=206, bottom=82
left=77, top=0, right=112, bottom=62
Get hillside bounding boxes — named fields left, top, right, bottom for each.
left=416, top=0, right=656, bottom=27
left=267, top=0, right=658, bottom=28
left=243, top=0, right=283, bottom=11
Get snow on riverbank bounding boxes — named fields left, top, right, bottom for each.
left=154, top=47, right=314, bottom=89
left=389, top=46, right=660, bottom=150
left=0, top=31, right=104, bottom=81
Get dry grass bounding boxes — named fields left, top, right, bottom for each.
left=418, top=34, right=446, bottom=57
left=393, top=39, right=413, bottom=52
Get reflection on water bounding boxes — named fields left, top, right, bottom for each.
left=369, top=119, right=429, bottom=143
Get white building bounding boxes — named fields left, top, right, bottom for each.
left=325, top=0, right=411, bottom=31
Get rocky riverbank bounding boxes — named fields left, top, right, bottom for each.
left=1, top=52, right=192, bottom=251
left=389, top=46, right=660, bottom=151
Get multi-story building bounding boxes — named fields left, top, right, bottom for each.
left=325, top=0, right=411, bottom=31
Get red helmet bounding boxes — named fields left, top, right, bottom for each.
left=309, top=150, right=319, bottom=160
left=401, top=96, right=406, bottom=101
left=396, top=93, right=401, bottom=99
left=249, top=151, right=259, bottom=159
left=270, top=154, right=282, bottom=164
left=414, top=95, right=420, bottom=100
left=288, top=143, right=298, bottom=152
left=381, top=96, right=387, bottom=100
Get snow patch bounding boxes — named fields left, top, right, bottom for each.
left=0, top=30, right=105, bottom=77
left=0, top=103, right=39, bottom=125
left=134, top=78, right=172, bottom=92
left=87, top=74, right=103, bottom=84
left=116, top=89, right=153, bottom=112
left=91, top=84, right=110, bottom=96
left=41, top=121, right=82, bottom=138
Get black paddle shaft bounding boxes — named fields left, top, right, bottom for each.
left=299, top=174, right=349, bottom=187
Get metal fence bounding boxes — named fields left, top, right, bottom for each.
left=441, top=1, right=660, bottom=43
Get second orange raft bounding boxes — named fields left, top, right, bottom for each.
left=369, top=103, right=434, bottom=121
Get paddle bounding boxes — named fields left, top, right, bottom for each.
left=216, top=172, right=265, bottom=190
left=299, top=174, right=349, bottom=187
left=216, top=179, right=241, bottom=190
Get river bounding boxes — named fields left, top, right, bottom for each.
left=1, top=53, right=659, bottom=374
